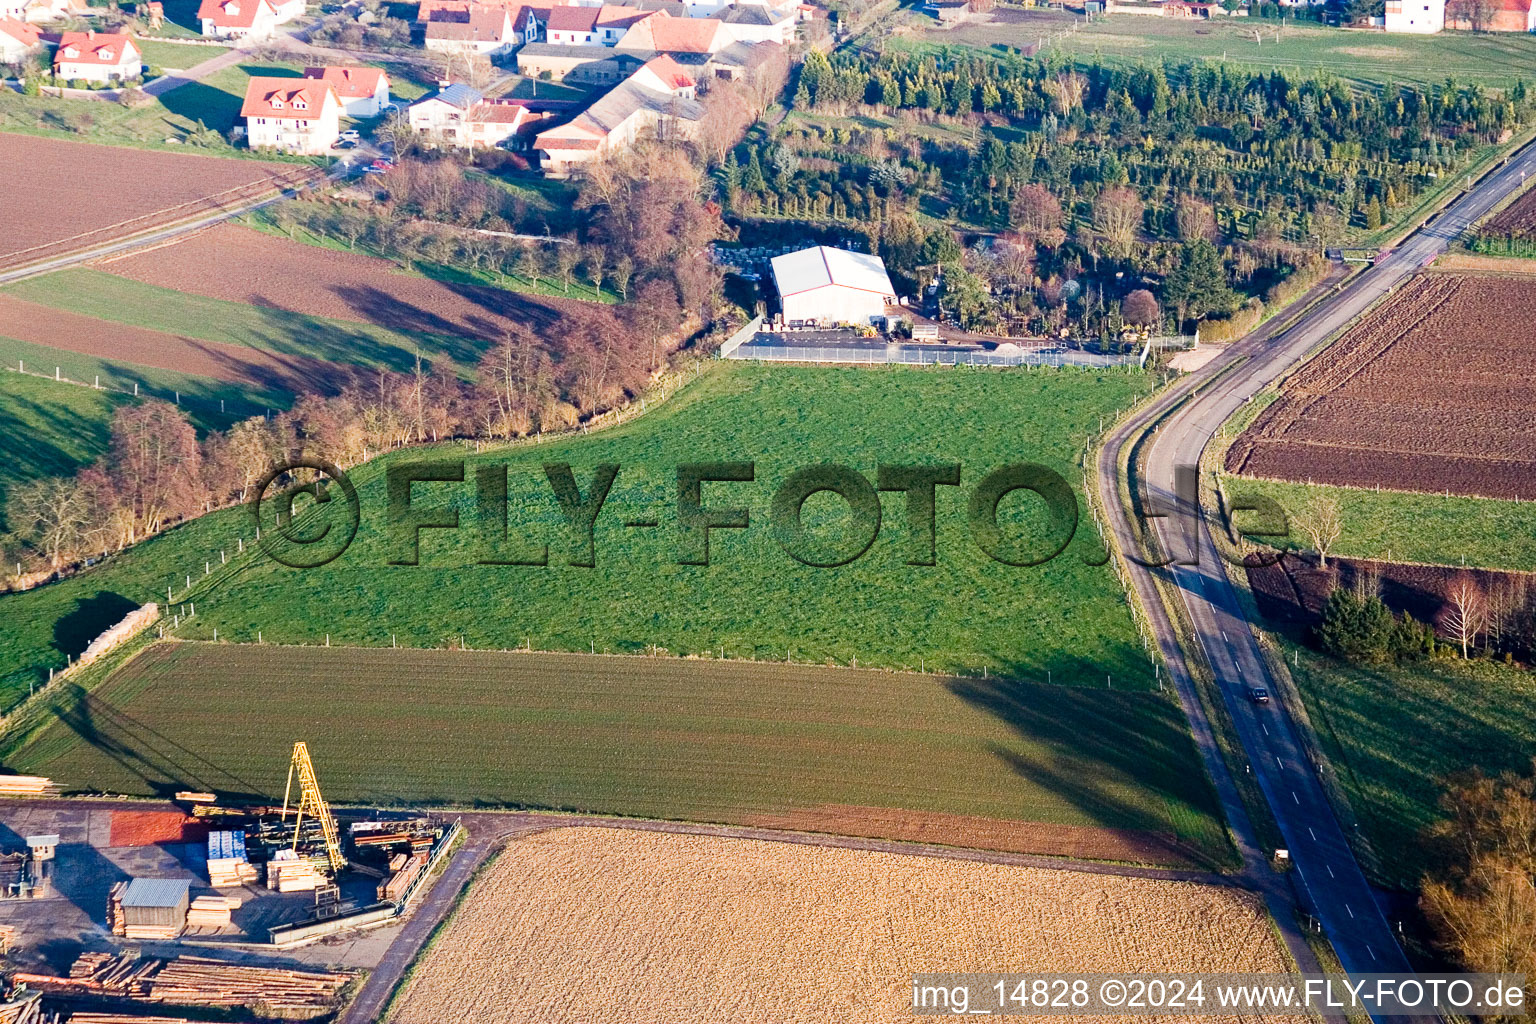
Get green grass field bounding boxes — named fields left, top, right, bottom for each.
left=0, top=61, right=314, bottom=155
left=0, top=641, right=1230, bottom=862
left=0, top=335, right=289, bottom=429
left=1285, top=642, right=1536, bottom=888
left=0, top=372, right=130, bottom=532
left=1221, top=476, right=1536, bottom=573
left=0, top=363, right=1157, bottom=707
left=903, top=12, right=1536, bottom=90
left=135, top=39, right=231, bottom=71
left=3, top=269, right=487, bottom=377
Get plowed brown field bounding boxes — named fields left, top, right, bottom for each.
left=1225, top=274, right=1536, bottom=499
left=100, top=222, right=591, bottom=340
left=0, top=133, right=316, bottom=269
left=387, top=827, right=1291, bottom=1024
left=0, top=294, right=351, bottom=392
left=1485, top=184, right=1536, bottom=237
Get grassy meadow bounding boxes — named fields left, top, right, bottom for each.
left=0, top=373, right=130, bottom=531
left=0, top=363, right=1157, bottom=707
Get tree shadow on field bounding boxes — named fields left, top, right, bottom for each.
left=53, top=592, right=137, bottom=661
left=946, top=669, right=1231, bottom=870
left=51, top=683, right=267, bottom=803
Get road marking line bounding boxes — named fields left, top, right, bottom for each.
left=1346, top=903, right=1354, bottom=919
left=1309, top=827, right=1316, bottom=840
left=1292, top=791, right=1300, bottom=804
left=1368, top=945, right=1376, bottom=961
left=1327, top=864, right=1334, bottom=878
left=1261, top=723, right=1269, bottom=736
left=1275, top=756, right=1283, bottom=769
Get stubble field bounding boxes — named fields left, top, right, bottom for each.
left=387, top=827, right=1288, bottom=1024
left=1224, top=274, right=1536, bottom=499
left=0, top=133, right=316, bottom=270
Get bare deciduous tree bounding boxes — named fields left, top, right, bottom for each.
left=1440, top=572, right=1488, bottom=659
left=1092, top=186, right=1143, bottom=258
left=1298, top=490, right=1343, bottom=568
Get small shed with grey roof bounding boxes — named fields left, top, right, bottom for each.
left=120, top=877, right=191, bottom=932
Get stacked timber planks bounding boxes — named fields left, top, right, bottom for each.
left=105, top=883, right=127, bottom=937
left=185, top=895, right=238, bottom=929
left=378, top=852, right=428, bottom=902
left=0, top=777, right=59, bottom=797
left=266, top=851, right=323, bottom=893
left=205, top=832, right=258, bottom=888
left=61, top=1015, right=199, bottom=1023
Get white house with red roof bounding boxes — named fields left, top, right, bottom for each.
left=423, top=4, right=518, bottom=53
left=615, top=13, right=729, bottom=54
left=54, top=30, right=140, bottom=83
left=196, top=0, right=300, bottom=36
left=545, top=4, right=656, bottom=44
left=242, top=75, right=342, bottom=153
left=0, top=16, right=41, bottom=61
left=533, top=54, right=702, bottom=175
left=303, top=65, right=390, bottom=117
left=2, top=0, right=89, bottom=23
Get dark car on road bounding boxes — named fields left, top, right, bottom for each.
left=1247, top=686, right=1270, bottom=705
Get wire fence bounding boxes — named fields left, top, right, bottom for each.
left=725, top=343, right=1140, bottom=368
left=4, top=362, right=274, bottom=422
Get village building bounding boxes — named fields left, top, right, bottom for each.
left=304, top=66, right=390, bottom=117
left=0, top=16, right=41, bottom=61
left=53, top=30, right=140, bottom=83
left=614, top=13, right=728, bottom=53
left=407, top=83, right=552, bottom=149
left=516, top=42, right=646, bottom=83
left=196, top=0, right=302, bottom=37
left=423, top=5, right=518, bottom=53
left=544, top=4, right=655, bottom=44
left=533, top=54, right=701, bottom=175
left=241, top=75, right=342, bottom=153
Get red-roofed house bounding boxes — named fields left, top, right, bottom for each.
left=242, top=75, right=342, bottom=153
left=0, top=16, right=41, bottom=61
left=545, top=4, right=655, bottom=44
left=423, top=4, right=518, bottom=53
left=615, top=13, right=728, bottom=53
left=1, top=0, right=88, bottom=23
left=196, top=0, right=301, bottom=37
left=304, top=65, right=390, bottom=117
left=54, top=30, right=140, bottom=83
left=418, top=0, right=549, bottom=40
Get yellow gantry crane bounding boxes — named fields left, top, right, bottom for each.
left=282, top=741, right=345, bottom=875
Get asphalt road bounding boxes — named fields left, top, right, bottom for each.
left=1101, top=139, right=1536, bottom=987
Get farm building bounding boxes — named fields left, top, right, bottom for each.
left=241, top=76, right=342, bottom=154
left=1446, top=0, right=1535, bottom=30
left=53, top=30, right=139, bottom=83
left=544, top=3, right=655, bottom=44
left=532, top=54, right=702, bottom=175
left=516, top=42, right=646, bottom=83
left=303, top=65, right=390, bottom=117
left=771, top=246, right=897, bottom=326
left=408, top=84, right=551, bottom=149
left=118, top=878, right=191, bottom=939
left=424, top=6, right=518, bottom=54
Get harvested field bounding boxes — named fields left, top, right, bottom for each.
left=1435, top=251, right=1536, bottom=275
left=387, top=827, right=1289, bottom=1024
left=742, top=805, right=1197, bottom=864
left=1225, top=273, right=1536, bottom=499
left=0, top=133, right=316, bottom=270
left=100, top=222, right=592, bottom=342
left=5, top=642, right=1230, bottom=865
left=1484, top=182, right=1536, bottom=237
left=108, top=810, right=209, bottom=847
left=0, top=294, right=351, bottom=392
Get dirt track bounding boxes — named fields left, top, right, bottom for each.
left=0, top=133, right=314, bottom=269
left=100, top=222, right=593, bottom=342
left=0, top=293, right=351, bottom=392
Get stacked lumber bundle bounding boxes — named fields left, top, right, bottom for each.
left=106, top=882, right=127, bottom=936
left=378, top=851, right=428, bottom=902
left=61, top=1015, right=199, bottom=1023
left=185, top=895, right=238, bottom=929
left=60, top=954, right=350, bottom=1016
left=0, top=777, right=59, bottom=797
left=205, top=832, right=258, bottom=888
left=122, top=923, right=182, bottom=941
left=266, top=850, right=323, bottom=892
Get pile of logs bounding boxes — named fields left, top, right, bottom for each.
left=185, top=895, right=239, bottom=929
left=0, top=777, right=58, bottom=798
left=29, top=954, right=351, bottom=1017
